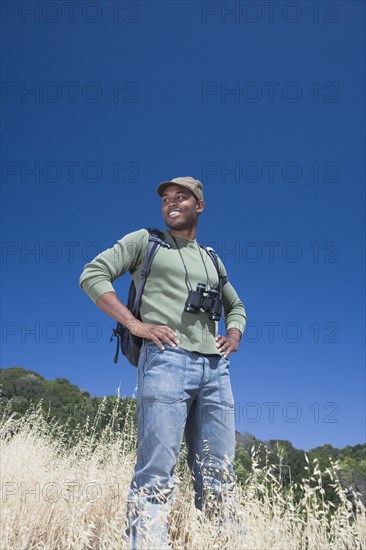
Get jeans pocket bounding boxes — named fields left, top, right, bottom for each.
left=143, top=343, right=162, bottom=374
left=218, top=357, right=234, bottom=408
left=140, top=346, right=184, bottom=404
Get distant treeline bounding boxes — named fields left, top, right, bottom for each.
left=0, top=367, right=136, bottom=439
left=1, top=367, right=365, bottom=506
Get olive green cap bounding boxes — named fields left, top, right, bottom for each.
left=156, top=176, right=204, bottom=201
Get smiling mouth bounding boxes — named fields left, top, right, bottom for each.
left=168, top=210, right=182, bottom=218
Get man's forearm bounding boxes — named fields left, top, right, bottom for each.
left=227, top=327, right=242, bottom=343
left=96, top=291, right=179, bottom=348
left=96, top=291, right=139, bottom=331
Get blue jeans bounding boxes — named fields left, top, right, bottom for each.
left=125, top=340, right=236, bottom=549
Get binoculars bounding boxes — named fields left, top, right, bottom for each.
left=184, top=283, right=223, bottom=321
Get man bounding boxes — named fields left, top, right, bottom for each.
left=79, top=176, right=247, bottom=548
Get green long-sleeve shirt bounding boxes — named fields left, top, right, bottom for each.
left=79, top=229, right=246, bottom=355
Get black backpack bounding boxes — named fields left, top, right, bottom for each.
left=110, top=228, right=227, bottom=366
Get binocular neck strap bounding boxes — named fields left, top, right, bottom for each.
left=170, top=234, right=212, bottom=291
left=170, top=234, right=193, bottom=291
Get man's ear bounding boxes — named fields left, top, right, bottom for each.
left=196, top=199, right=205, bottom=214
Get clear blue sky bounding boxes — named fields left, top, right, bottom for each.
left=1, top=0, right=365, bottom=451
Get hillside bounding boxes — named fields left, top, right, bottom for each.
left=1, top=367, right=365, bottom=505
left=0, top=367, right=136, bottom=438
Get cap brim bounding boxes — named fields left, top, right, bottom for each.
left=156, top=181, right=176, bottom=196
left=157, top=181, right=199, bottom=199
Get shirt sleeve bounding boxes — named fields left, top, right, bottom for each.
left=79, top=228, right=148, bottom=303
left=217, top=256, right=247, bottom=335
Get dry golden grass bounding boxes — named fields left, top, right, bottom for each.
left=1, top=399, right=365, bottom=549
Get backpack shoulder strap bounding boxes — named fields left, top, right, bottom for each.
left=199, top=244, right=228, bottom=285
left=111, top=228, right=170, bottom=363
left=131, top=228, right=170, bottom=314
left=199, top=244, right=228, bottom=300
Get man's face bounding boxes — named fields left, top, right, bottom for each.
left=161, top=185, right=204, bottom=230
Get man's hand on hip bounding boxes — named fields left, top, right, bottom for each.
left=215, top=328, right=242, bottom=359
left=128, top=320, right=179, bottom=351
left=95, top=292, right=179, bottom=351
